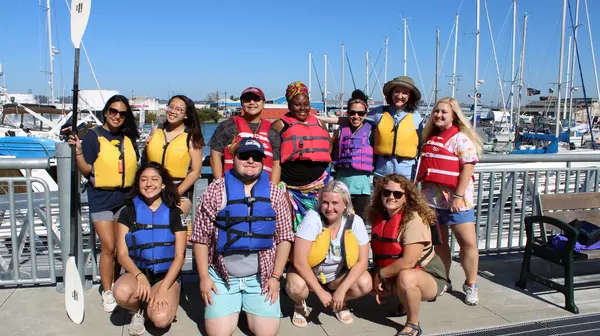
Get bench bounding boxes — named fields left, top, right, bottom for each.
left=516, top=192, right=600, bottom=314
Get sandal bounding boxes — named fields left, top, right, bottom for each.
left=395, top=322, right=422, bottom=336
left=334, top=308, right=354, bottom=324
left=291, top=301, right=309, bottom=328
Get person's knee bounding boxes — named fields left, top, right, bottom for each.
left=205, top=318, right=237, bottom=336
left=250, top=320, right=279, bottom=336
left=149, top=312, right=173, bottom=329
left=396, top=270, right=417, bottom=292
left=112, top=283, right=135, bottom=304
left=101, top=242, right=116, bottom=255
left=285, top=276, right=307, bottom=297
left=351, top=274, right=373, bottom=296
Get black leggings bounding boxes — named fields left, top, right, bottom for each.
left=351, top=194, right=371, bottom=222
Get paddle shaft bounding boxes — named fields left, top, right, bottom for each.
left=70, top=48, right=81, bottom=262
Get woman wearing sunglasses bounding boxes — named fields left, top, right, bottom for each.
left=417, top=97, right=483, bottom=306
left=332, top=90, right=373, bottom=219
left=68, top=94, right=140, bottom=312
left=367, top=174, right=447, bottom=336
left=144, top=95, right=205, bottom=219
left=318, top=76, right=423, bottom=181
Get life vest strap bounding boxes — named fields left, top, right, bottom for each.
left=130, top=256, right=175, bottom=265
left=281, top=135, right=329, bottom=142
left=226, top=196, right=271, bottom=205
left=371, top=233, right=398, bottom=243
left=219, top=227, right=274, bottom=250
left=128, top=241, right=174, bottom=250
left=130, top=223, right=171, bottom=232
left=286, top=148, right=329, bottom=162
left=214, top=216, right=277, bottom=227
left=373, top=254, right=402, bottom=261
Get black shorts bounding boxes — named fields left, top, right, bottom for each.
left=141, top=269, right=181, bottom=286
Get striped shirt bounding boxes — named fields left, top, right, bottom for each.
left=190, top=177, right=294, bottom=292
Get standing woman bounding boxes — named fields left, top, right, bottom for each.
left=332, top=90, right=373, bottom=219
left=270, top=81, right=331, bottom=230
left=69, top=95, right=140, bottom=312
left=317, top=76, right=423, bottom=180
left=417, top=97, right=483, bottom=305
left=145, top=95, right=205, bottom=217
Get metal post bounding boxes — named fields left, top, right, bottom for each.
left=452, top=14, right=459, bottom=98
left=555, top=0, right=568, bottom=137
left=517, top=15, right=529, bottom=127
left=564, top=36, right=572, bottom=120
left=510, top=0, right=517, bottom=126
left=435, top=30, right=440, bottom=103
left=46, top=0, right=55, bottom=104
left=474, top=0, right=481, bottom=130
left=569, top=0, right=581, bottom=127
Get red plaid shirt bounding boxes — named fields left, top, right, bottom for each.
left=190, top=177, right=294, bottom=292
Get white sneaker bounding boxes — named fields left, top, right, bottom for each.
left=128, top=311, right=146, bottom=336
left=463, top=283, right=479, bottom=305
left=440, top=281, right=452, bottom=296
left=102, top=290, right=117, bottom=312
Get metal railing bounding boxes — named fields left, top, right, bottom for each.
left=0, top=157, right=56, bottom=285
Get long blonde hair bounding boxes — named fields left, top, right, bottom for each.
left=421, top=97, right=483, bottom=155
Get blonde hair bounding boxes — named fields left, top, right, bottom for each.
left=421, top=97, right=483, bottom=155
left=317, top=180, right=354, bottom=216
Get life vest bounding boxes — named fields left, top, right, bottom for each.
left=215, top=170, right=276, bottom=252
left=146, top=127, right=190, bottom=179
left=374, top=109, right=419, bottom=159
left=223, top=116, right=273, bottom=174
left=371, top=211, right=432, bottom=269
left=124, top=197, right=175, bottom=274
left=307, top=214, right=360, bottom=272
left=280, top=113, right=331, bottom=163
left=334, top=123, right=374, bottom=172
left=417, top=125, right=464, bottom=188
left=90, top=127, right=137, bottom=189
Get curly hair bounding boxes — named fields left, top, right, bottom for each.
left=365, top=174, right=436, bottom=228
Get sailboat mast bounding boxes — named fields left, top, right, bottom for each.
left=384, top=37, right=389, bottom=84
left=510, top=0, right=517, bottom=127
left=341, top=44, right=345, bottom=109
left=568, top=0, right=580, bottom=126
left=564, top=36, right=572, bottom=119
left=435, top=30, right=440, bottom=103
left=452, top=14, right=459, bottom=98
left=366, top=50, right=369, bottom=97
left=308, top=53, right=312, bottom=100
left=584, top=0, right=600, bottom=120
left=403, top=18, right=408, bottom=76
left=473, top=0, right=481, bottom=130
left=555, top=0, right=568, bottom=137
left=46, top=0, right=55, bottom=104
left=516, top=15, right=529, bottom=125
left=324, top=53, right=328, bottom=115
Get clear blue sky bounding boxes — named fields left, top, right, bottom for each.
left=2, top=0, right=600, bottom=107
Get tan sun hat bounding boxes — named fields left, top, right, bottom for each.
left=382, top=76, right=421, bottom=102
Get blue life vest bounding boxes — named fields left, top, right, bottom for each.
left=215, top=170, right=276, bottom=252
left=125, top=197, right=175, bottom=274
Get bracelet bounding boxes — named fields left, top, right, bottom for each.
left=270, top=273, right=281, bottom=281
left=135, top=272, right=143, bottom=279
left=452, top=193, right=464, bottom=199
left=377, top=267, right=386, bottom=282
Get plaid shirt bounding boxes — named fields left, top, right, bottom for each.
left=190, top=177, right=294, bottom=292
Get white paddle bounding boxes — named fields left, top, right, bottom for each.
left=65, top=0, right=91, bottom=325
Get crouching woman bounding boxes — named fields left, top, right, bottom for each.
left=368, top=174, right=447, bottom=336
left=285, top=180, right=372, bottom=327
left=113, top=162, right=187, bottom=335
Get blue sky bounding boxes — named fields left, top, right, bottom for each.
left=2, top=0, right=600, bottom=107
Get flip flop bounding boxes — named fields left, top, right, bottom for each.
left=291, top=301, right=309, bottom=328
left=335, top=308, right=354, bottom=324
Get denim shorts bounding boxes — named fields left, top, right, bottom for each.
left=204, top=268, right=281, bottom=319
left=436, top=208, right=475, bottom=226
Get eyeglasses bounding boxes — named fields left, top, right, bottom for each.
left=107, top=107, right=127, bottom=118
left=236, top=152, right=264, bottom=162
left=347, top=110, right=367, bottom=117
left=167, top=105, right=186, bottom=114
left=382, top=189, right=405, bottom=199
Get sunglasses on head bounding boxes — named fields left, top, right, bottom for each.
left=107, top=107, right=127, bottom=117
left=347, top=110, right=367, bottom=117
left=382, top=189, right=405, bottom=199
left=236, top=152, right=264, bottom=162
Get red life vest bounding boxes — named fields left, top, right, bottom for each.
left=417, top=125, right=462, bottom=188
left=224, top=116, right=273, bottom=174
left=280, top=113, right=331, bottom=163
left=371, top=211, right=432, bottom=269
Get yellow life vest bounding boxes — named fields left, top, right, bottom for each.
left=146, top=128, right=190, bottom=179
left=307, top=214, right=360, bottom=278
left=374, top=109, right=419, bottom=159
left=91, top=127, right=137, bottom=189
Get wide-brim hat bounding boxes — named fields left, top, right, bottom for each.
left=382, top=76, right=421, bottom=102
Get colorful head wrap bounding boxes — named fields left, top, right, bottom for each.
left=286, top=81, right=309, bottom=102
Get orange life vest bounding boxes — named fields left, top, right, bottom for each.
left=280, top=113, right=331, bottom=163
left=223, top=116, right=273, bottom=174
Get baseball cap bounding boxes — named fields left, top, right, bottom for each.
left=235, top=138, right=266, bottom=157
left=240, top=87, right=265, bottom=101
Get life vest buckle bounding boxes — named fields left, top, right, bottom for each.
left=244, top=196, right=256, bottom=204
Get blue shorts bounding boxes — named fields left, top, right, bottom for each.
left=204, top=268, right=281, bottom=319
left=436, top=208, right=475, bottom=226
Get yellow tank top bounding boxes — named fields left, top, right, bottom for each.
left=374, top=110, right=418, bottom=158
left=146, top=128, right=191, bottom=179
left=91, top=128, right=137, bottom=189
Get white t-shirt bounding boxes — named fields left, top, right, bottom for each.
left=296, top=210, right=370, bottom=283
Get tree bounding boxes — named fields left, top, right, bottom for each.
left=196, top=108, right=219, bottom=123
left=145, top=112, right=158, bottom=124
left=205, top=91, right=220, bottom=104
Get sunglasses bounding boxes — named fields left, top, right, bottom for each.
left=382, top=189, right=405, bottom=199
left=347, top=110, right=367, bottom=117
left=236, top=152, right=264, bottom=162
left=107, top=107, right=127, bottom=118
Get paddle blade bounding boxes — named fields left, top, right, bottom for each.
left=70, top=0, right=92, bottom=48
left=65, top=256, right=85, bottom=324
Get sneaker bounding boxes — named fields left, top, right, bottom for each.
left=128, top=311, right=146, bottom=336
left=463, top=283, right=479, bottom=305
left=440, top=280, right=453, bottom=296
left=102, top=290, right=117, bottom=312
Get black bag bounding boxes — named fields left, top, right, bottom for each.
left=569, top=219, right=600, bottom=246
left=431, top=223, right=443, bottom=246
